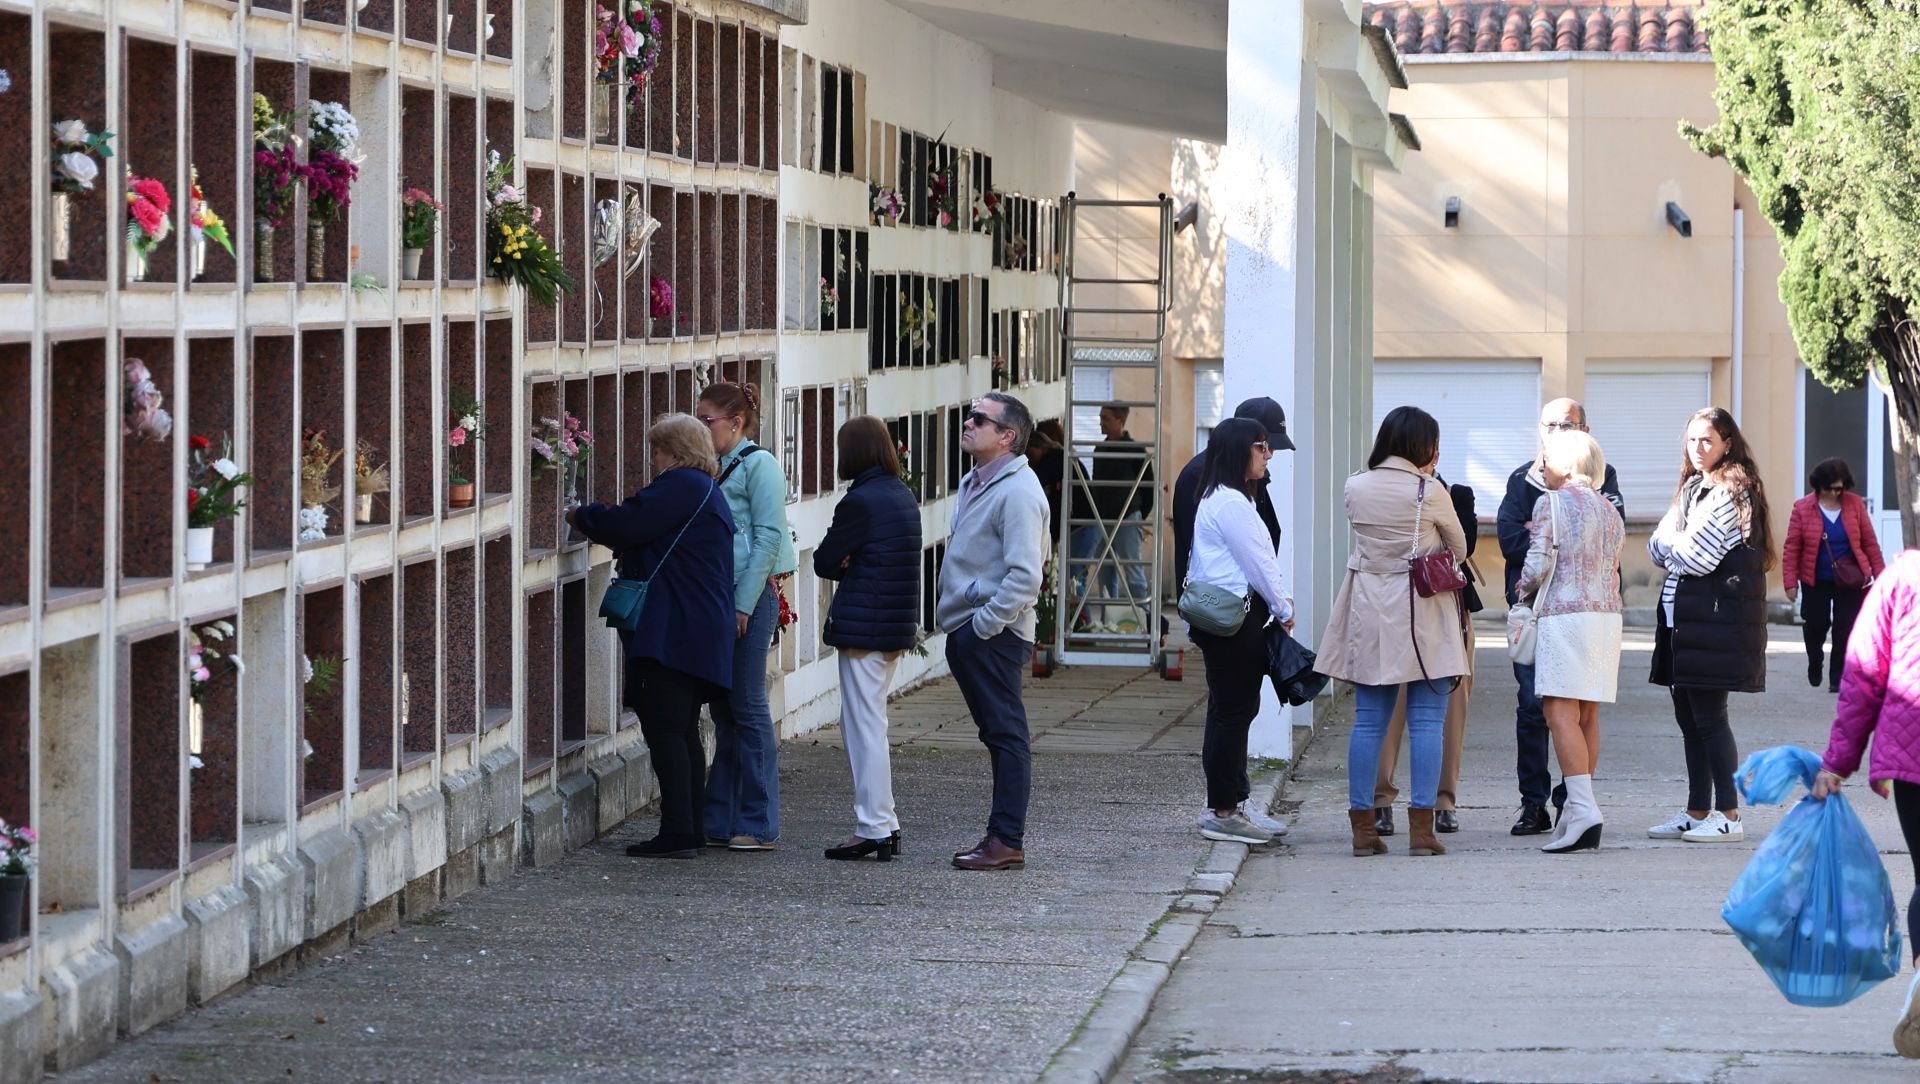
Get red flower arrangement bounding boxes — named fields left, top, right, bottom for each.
left=305, top=148, right=358, bottom=225
left=125, top=172, right=173, bottom=261
left=649, top=274, right=674, bottom=319
left=595, top=1, right=664, bottom=108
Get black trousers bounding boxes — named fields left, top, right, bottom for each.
left=1190, top=596, right=1271, bottom=812
left=628, top=656, right=715, bottom=846
left=1897, top=782, right=1920, bottom=960
left=944, top=624, right=1033, bottom=850
left=1672, top=687, right=1739, bottom=813
left=1801, top=581, right=1866, bottom=685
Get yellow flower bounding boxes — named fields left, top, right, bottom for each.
left=493, top=256, right=502, bottom=264
left=512, top=252, right=521, bottom=260
left=500, top=224, right=511, bottom=235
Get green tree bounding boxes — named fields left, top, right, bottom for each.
left=1683, top=0, right=1920, bottom=545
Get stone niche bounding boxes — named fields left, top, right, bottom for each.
left=742, top=27, right=762, bottom=170
left=720, top=191, right=742, bottom=334
left=188, top=51, right=239, bottom=287
left=120, top=337, right=177, bottom=584
left=188, top=614, right=240, bottom=861
left=524, top=587, right=555, bottom=772
left=405, top=0, right=440, bottom=48
left=444, top=317, right=477, bottom=510
left=300, top=329, right=347, bottom=542
left=0, top=344, right=28, bottom=611
left=306, top=67, right=353, bottom=284
left=122, top=627, right=181, bottom=898
left=525, top=381, right=560, bottom=553
left=561, top=0, right=587, bottom=142
left=698, top=191, right=720, bottom=337
left=401, top=557, right=438, bottom=764
left=717, top=22, right=740, bottom=166
left=592, top=372, right=618, bottom=505
left=357, top=572, right=395, bottom=782
left=400, top=85, right=438, bottom=282
left=400, top=321, right=435, bottom=522
left=694, top=18, right=716, bottom=165
left=591, top=176, right=620, bottom=344
left=186, top=337, right=238, bottom=565
left=48, top=339, right=108, bottom=598
left=621, top=368, right=650, bottom=495
left=486, top=0, right=513, bottom=60
left=308, top=0, right=349, bottom=27
left=562, top=376, right=589, bottom=539
left=251, top=58, right=299, bottom=284
left=524, top=169, right=557, bottom=345
left=481, top=535, right=512, bottom=731
left=300, top=584, right=346, bottom=807
left=447, top=0, right=479, bottom=55
left=561, top=173, right=588, bottom=343
left=124, top=36, right=181, bottom=287
left=48, top=22, right=108, bottom=283
left=559, top=576, right=587, bottom=752
left=358, top=0, right=398, bottom=35
left=673, top=189, right=696, bottom=338
left=0, top=12, right=30, bottom=284
left=445, top=93, right=478, bottom=283
left=646, top=183, right=674, bottom=341
left=673, top=9, right=694, bottom=159
left=443, top=544, right=478, bottom=743
left=649, top=4, right=677, bottom=156
left=354, top=324, right=394, bottom=529
left=482, top=315, right=513, bottom=500
left=0, top=668, right=28, bottom=949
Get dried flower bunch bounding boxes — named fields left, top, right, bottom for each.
left=125, top=171, right=172, bottom=257
left=0, top=820, right=36, bottom=878
left=189, top=167, right=235, bottom=258
left=355, top=439, right=390, bottom=496
left=531, top=411, right=593, bottom=474
left=51, top=119, right=114, bottom=195
left=594, top=0, right=664, bottom=108
left=448, top=395, right=486, bottom=486
left=253, top=94, right=302, bottom=230
left=300, top=428, right=345, bottom=507
left=123, top=358, right=173, bottom=444
left=401, top=188, right=443, bottom=249
left=305, top=100, right=361, bottom=225
left=900, top=291, right=936, bottom=350
left=484, top=150, right=575, bottom=308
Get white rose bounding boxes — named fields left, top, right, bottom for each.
left=57, top=152, right=98, bottom=190
left=212, top=458, right=238, bottom=480
left=52, top=119, right=88, bottom=145
left=189, top=755, right=204, bottom=770
left=459, top=414, right=478, bottom=431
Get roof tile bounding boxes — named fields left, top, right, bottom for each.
left=1365, top=2, right=1709, bottom=56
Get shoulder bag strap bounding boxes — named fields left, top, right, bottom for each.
left=640, top=482, right=717, bottom=587
left=1409, top=476, right=1426, bottom=561
left=717, top=444, right=771, bottom=487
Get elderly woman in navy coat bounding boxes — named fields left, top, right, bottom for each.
left=568, top=414, right=736, bottom=860
left=815, top=416, right=924, bottom=860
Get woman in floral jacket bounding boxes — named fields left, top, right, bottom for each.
left=1513, top=430, right=1624, bottom=853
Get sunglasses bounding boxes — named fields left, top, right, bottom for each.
left=966, top=409, right=1006, bottom=430
left=1823, top=485, right=1847, bottom=494
left=1252, top=440, right=1271, bottom=452
left=696, top=414, right=733, bottom=427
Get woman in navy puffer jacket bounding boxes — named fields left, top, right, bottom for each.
left=815, top=416, right=923, bottom=861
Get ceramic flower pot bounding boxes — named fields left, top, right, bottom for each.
left=0, top=874, right=24, bottom=943
left=448, top=482, right=475, bottom=509
left=402, top=247, right=424, bottom=279
left=185, top=526, right=215, bottom=570
left=355, top=493, right=374, bottom=523
left=51, top=192, right=72, bottom=263
left=594, top=82, right=614, bottom=141
left=254, top=220, right=276, bottom=282
left=306, top=221, right=327, bottom=281
left=125, top=237, right=149, bottom=283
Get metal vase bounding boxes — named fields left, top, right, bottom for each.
left=190, top=227, right=207, bottom=280
left=51, top=192, right=72, bottom=262
left=125, top=237, right=149, bottom=282
left=594, top=82, right=614, bottom=141
left=255, top=220, right=276, bottom=282
left=306, top=221, right=327, bottom=281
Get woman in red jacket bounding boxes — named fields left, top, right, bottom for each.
left=1784, top=458, right=1887, bottom=692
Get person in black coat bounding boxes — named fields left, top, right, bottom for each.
left=815, top=417, right=924, bottom=861
left=1172, top=397, right=1292, bottom=589
left=569, top=414, right=736, bottom=860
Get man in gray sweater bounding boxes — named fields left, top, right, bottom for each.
left=938, top=391, right=1051, bottom=871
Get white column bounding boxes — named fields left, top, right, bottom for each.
left=1219, top=1, right=1313, bottom=759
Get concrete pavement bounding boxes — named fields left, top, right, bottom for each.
left=1119, top=626, right=1920, bottom=1083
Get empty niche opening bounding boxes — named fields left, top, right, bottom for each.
left=0, top=14, right=31, bottom=282
left=800, top=387, right=819, bottom=496
left=0, top=346, right=26, bottom=608
left=358, top=0, right=397, bottom=34
left=124, top=37, right=181, bottom=286
left=306, top=68, right=354, bottom=283
left=649, top=4, right=677, bottom=156
left=720, top=193, right=741, bottom=334
left=482, top=316, right=514, bottom=499
left=38, top=640, right=103, bottom=920
left=524, top=170, right=557, bottom=345
left=400, top=86, right=438, bottom=282
left=757, top=198, right=779, bottom=332
left=187, top=52, right=238, bottom=286
left=561, top=174, right=588, bottom=343
left=591, top=177, right=620, bottom=342
left=48, top=24, right=108, bottom=282
left=301, top=585, right=347, bottom=806
left=562, top=0, right=588, bottom=143
left=187, top=338, right=238, bottom=564
left=647, top=184, right=674, bottom=340
left=444, top=546, right=477, bottom=740
left=592, top=373, right=618, bottom=505
left=741, top=29, right=761, bottom=170
left=741, top=196, right=764, bottom=333
left=124, top=629, right=181, bottom=895
left=486, top=0, right=513, bottom=59
left=354, top=325, right=393, bottom=527
left=672, top=10, right=694, bottom=159
left=252, top=59, right=298, bottom=284
left=447, top=0, right=479, bottom=54
left=647, top=368, right=669, bottom=473
left=559, top=577, right=586, bottom=752
left=524, top=587, right=555, bottom=771
left=444, top=318, right=477, bottom=510
left=672, top=365, right=694, bottom=415
left=717, top=23, right=739, bottom=165
left=357, top=574, right=395, bottom=781
left=308, top=0, right=348, bottom=26
left=405, top=0, right=440, bottom=47
left=401, top=559, right=438, bottom=763
left=48, top=340, right=107, bottom=596
left=852, top=230, right=870, bottom=331
left=526, top=381, right=560, bottom=553
left=761, top=36, right=779, bottom=167
left=188, top=615, right=241, bottom=857
left=121, top=338, right=177, bottom=583
left=695, top=19, right=716, bottom=164
left=621, top=369, right=648, bottom=494
left=673, top=190, right=696, bottom=337
left=445, top=95, right=478, bottom=282
left=482, top=536, right=512, bottom=729
left=0, top=669, right=27, bottom=945
left=300, top=329, right=347, bottom=541
left=400, top=322, right=435, bottom=521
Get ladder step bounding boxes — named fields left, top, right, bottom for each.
left=1070, top=277, right=1162, bottom=286
left=1065, top=307, right=1165, bottom=316
left=1067, top=198, right=1168, bottom=209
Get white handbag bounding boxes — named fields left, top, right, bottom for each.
left=1506, top=492, right=1559, bottom=666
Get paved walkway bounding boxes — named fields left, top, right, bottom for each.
left=1120, top=627, right=1920, bottom=1083
left=64, top=661, right=1217, bottom=1083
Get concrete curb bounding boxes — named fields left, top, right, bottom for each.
left=1036, top=767, right=1290, bottom=1084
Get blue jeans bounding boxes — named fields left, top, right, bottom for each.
left=1350, top=681, right=1448, bottom=810
left=1513, top=661, right=1552, bottom=808
left=1071, top=513, right=1148, bottom=607
left=944, top=622, right=1032, bottom=849
left=704, top=589, right=779, bottom=842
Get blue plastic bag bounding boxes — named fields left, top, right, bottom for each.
left=1722, top=745, right=1904, bottom=1007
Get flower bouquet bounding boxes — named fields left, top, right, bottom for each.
left=400, top=187, right=442, bottom=278
left=897, top=440, right=922, bottom=497
left=900, top=291, right=935, bottom=351
left=448, top=395, right=486, bottom=507
left=122, top=358, right=173, bottom=444
left=299, top=428, right=344, bottom=542
left=592, top=0, right=663, bottom=137
left=187, top=619, right=241, bottom=770
left=484, top=151, right=574, bottom=308
left=304, top=100, right=361, bottom=280
left=973, top=189, right=1005, bottom=234
left=188, top=167, right=234, bottom=280
left=0, top=819, right=35, bottom=941
left=354, top=439, right=389, bottom=523
left=819, top=276, right=838, bottom=323
left=187, top=432, right=251, bottom=568
left=253, top=94, right=303, bottom=280
left=649, top=274, right=674, bottom=322
left=124, top=171, right=172, bottom=281
left=50, top=119, right=115, bottom=262
left=929, top=163, right=955, bottom=230
left=869, top=182, right=903, bottom=226
left=534, top=411, right=594, bottom=541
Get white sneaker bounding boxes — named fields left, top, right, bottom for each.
left=1895, top=971, right=1920, bottom=1059
left=1647, top=811, right=1701, bottom=840
left=1680, top=810, right=1745, bottom=842
left=1240, top=799, right=1290, bottom=838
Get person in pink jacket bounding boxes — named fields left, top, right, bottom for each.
left=1815, top=547, right=1920, bottom=1058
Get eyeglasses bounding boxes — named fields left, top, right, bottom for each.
left=1252, top=440, right=1271, bottom=452
left=1542, top=421, right=1584, bottom=433
left=1823, top=485, right=1847, bottom=494
left=966, top=409, right=1006, bottom=430
left=696, top=414, right=731, bottom=428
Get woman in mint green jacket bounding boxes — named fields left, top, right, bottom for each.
left=696, top=382, right=797, bottom=850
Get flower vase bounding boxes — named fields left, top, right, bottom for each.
left=306, top=221, right=327, bottom=281
left=52, top=192, right=73, bottom=263
left=562, top=459, right=581, bottom=544
left=125, top=237, right=149, bottom=283
left=594, top=82, right=614, bottom=141
left=485, top=13, right=496, bottom=41
left=190, top=227, right=207, bottom=280
left=448, top=482, right=475, bottom=509
left=402, top=247, right=424, bottom=279
left=0, top=874, right=24, bottom=943
left=355, top=493, right=375, bottom=523
left=185, top=526, right=215, bottom=570
left=298, top=505, right=329, bottom=543
left=254, top=220, right=276, bottom=282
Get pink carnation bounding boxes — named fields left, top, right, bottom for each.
left=619, top=23, right=640, bottom=57
left=448, top=427, right=468, bottom=448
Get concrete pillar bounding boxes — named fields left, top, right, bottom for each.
left=1219, top=0, right=1313, bottom=758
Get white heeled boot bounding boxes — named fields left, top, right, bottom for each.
left=1541, top=774, right=1603, bottom=853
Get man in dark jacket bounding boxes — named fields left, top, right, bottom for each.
left=1070, top=405, right=1157, bottom=625
left=1172, top=397, right=1292, bottom=588
left=1498, top=398, right=1625, bottom=836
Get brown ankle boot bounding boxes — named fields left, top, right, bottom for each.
left=1348, top=809, right=1388, bottom=856
left=1408, top=808, right=1447, bottom=856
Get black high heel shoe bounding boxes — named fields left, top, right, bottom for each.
left=889, top=830, right=902, bottom=856
left=825, top=835, right=894, bottom=862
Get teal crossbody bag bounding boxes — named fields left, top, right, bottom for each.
left=598, top=482, right=716, bottom=632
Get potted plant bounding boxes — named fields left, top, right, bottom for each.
left=0, top=819, right=34, bottom=943
left=304, top=100, right=361, bottom=281
left=50, top=119, right=114, bottom=263
left=122, top=358, right=173, bottom=444
left=123, top=171, right=171, bottom=282
left=448, top=395, right=486, bottom=508
left=400, top=187, right=441, bottom=279
left=252, top=94, right=302, bottom=281
left=298, top=428, right=344, bottom=542
left=187, top=167, right=235, bottom=281
left=186, top=433, right=251, bottom=569
left=353, top=439, right=389, bottom=523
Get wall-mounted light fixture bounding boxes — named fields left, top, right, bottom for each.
left=1173, top=201, right=1199, bottom=234
left=1666, top=201, right=1692, bottom=238
left=1443, top=196, right=1460, bottom=229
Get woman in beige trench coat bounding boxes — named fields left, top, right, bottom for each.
left=1316, top=405, right=1469, bottom=858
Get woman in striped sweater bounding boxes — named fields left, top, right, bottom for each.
left=1646, top=407, right=1776, bottom=844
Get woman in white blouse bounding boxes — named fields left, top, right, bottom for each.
left=1186, top=417, right=1295, bottom=846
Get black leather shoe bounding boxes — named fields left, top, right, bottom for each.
left=1809, top=655, right=1824, bottom=688
left=1434, top=809, right=1460, bottom=834
left=1373, top=807, right=1395, bottom=836
left=1511, top=804, right=1552, bottom=836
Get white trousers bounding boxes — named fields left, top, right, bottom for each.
left=837, top=648, right=901, bottom=839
